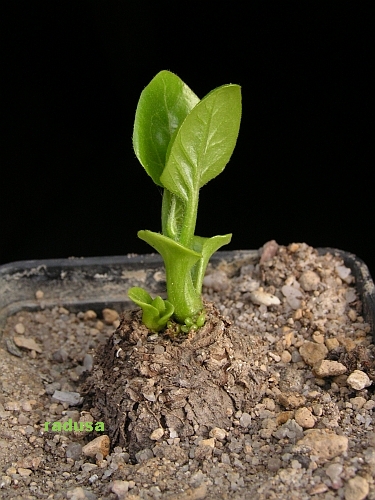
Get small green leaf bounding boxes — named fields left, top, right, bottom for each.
left=160, top=84, right=241, bottom=201
left=128, top=287, right=153, bottom=306
left=133, top=70, right=200, bottom=186
left=128, top=287, right=174, bottom=332
left=152, top=295, right=166, bottom=313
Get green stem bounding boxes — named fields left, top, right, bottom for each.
left=137, top=230, right=203, bottom=323
left=161, top=190, right=174, bottom=239
left=165, top=257, right=203, bottom=322
left=178, top=190, right=199, bottom=248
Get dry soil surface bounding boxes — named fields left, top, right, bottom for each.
left=1, top=242, right=375, bottom=500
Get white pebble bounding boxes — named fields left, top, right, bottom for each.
left=336, top=265, right=351, bottom=280
left=347, top=370, right=372, bottom=390
left=281, top=285, right=303, bottom=309
left=14, top=323, right=25, bottom=334
left=249, top=290, right=280, bottom=306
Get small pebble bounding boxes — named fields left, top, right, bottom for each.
left=150, top=428, right=164, bottom=440
left=267, top=457, right=282, bottom=472
left=52, top=390, right=83, bottom=406
left=297, top=429, right=348, bottom=462
left=249, top=290, right=280, bottom=306
left=313, top=360, right=347, bottom=377
left=199, top=438, right=215, bottom=448
left=81, top=463, right=98, bottom=473
left=281, top=285, right=303, bottom=309
left=83, top=354, right=94, bottom=371
left=14, top=323, right=25, bottom=334
left=350, top=397, right=367, bottom=410
left=135, top=448, right=153, bottom=462
left=66, top=486, right=97, bottom=500
left=84, top=310, right=97, bottom=321
left=294, top=407, right=316, bottom=428
left=209, top=427, right=227, bottom=440
left=259, top=240, right=279, bottom=264
left=273, top=419, right=304, bottom=441
left=310, top=483, right=328, bottom=495
left=13, top=336, right=42, bottom=353
left=325, top=337, right=340, bottom=350
left=102, top=308, right=119, bottom=325
left=18, top=414, right=29, bottom=425
left=276, top=411, right=294, bottom=425
left=0, top=476, right=11, bottom=488
left=347, top=370, right=372, bottom=390
left=278, top=392, right=306, bottom=409
left=52, top=348, right=69, bottom=362
left=82, top=435, right=110, bottom=458
left=280, top=350, right=292, bottom=363
left=5, top=401, right=20, bottom=411
left=299, top=342, right=328, bottom=366
left=344, top=475, right=369, bottom=500
left=5, top=338, right=23, bottom=357
left=66, top=442, right=83, bottom=460
left=335, top=265, right=351, bottom=280
left=299, top=270, right=320, bottom=291
left=364, top=400, right=375, bottom=410
left=239, top=412, right=252, bottom=427
left=325, top=463, right=343, bottom=485
left=22, top=399, right=36, bottom=411
left=111, top=480, right=130, bottom=499
left=17, top=468, right=32, bottom=477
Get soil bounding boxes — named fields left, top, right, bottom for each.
left=1, top=242, right=375, bottom=500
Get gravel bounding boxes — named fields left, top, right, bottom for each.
left=0, top=242, right=374, bottom=499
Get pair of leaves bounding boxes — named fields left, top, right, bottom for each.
left=133, top=70, right=242, bottom=202
left=130, top=71, right=241, bottom=326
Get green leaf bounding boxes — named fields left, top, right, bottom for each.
left=137, top=230, right=203, bottom=322
left=128, top=287, right=153, bottom=306
left=133, top=70, right=200, bottom=186
left=191, top=234, right=232, bottom=294
left=160, top=84, right=241, bottom=201
left=128, top=287, right=174, bottom=332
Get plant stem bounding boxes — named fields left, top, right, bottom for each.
left=178, top=190, right=199, bottom=248
left=165, top=256, right=203, bottom=323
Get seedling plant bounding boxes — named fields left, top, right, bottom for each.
left=128, top=70, right=241, bottom=332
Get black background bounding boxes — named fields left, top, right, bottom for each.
left=1, top=2, right=373, bottom=278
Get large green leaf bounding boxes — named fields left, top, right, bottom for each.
left=133, top=70, right=200, bottom=186
left=160, top=84, right=241, bottom=201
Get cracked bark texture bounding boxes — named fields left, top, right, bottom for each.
left=82, top=302, right=268, bottom=459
